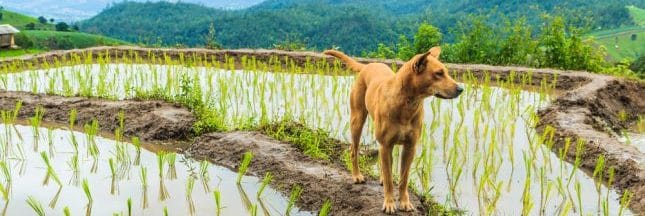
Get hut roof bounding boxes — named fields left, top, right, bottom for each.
left=0, top=25, right=20, bottom=34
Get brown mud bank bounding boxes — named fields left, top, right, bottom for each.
left=0, top=91, right=195, bottom=141
left=538, top=76, right=645, bottom=213
left=185, top=132, right=427, bottom=215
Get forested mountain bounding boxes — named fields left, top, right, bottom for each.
left=79, top=0, right=645, bottom=55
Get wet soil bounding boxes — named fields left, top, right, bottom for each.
left=0, top=91, right=195, bottom=142
left=185, top=132, right=427, bottom=216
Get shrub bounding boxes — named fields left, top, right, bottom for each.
left=14, top=32, right=34, bottom=48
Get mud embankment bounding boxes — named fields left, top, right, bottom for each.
left=0, top=91, right=194, bottom=141
left=537, top=76, right=645, bottom=213
left=185, top=132, right=426, bottom=215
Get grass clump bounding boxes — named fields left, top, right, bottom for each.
left=257, top=119, right=343, bottom=161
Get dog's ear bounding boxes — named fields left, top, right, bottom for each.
left=414, top=52, right=430, bottom=74
left=428, top=46, right=441, bottom=59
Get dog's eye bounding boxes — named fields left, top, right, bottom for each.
left=434, top=71, right=444, bottom=77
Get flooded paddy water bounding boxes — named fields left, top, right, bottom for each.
left=0, top=123, right=309, bottom=215
left=0, top=63, right=635, bottom=215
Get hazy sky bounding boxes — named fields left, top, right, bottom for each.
left=0, top=0, right=266, bottom=22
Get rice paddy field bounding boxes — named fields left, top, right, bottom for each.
left=0, top=49, right=641, bottom=215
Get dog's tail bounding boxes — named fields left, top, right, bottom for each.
left=323, top=50, right=365, bottom=72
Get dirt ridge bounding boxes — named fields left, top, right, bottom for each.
left=185, top=132, right=427, bottom=216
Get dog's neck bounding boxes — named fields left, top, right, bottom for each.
left=394, top=62, right=428, bottom=106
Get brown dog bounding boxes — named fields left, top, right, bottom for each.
left=324, top=47, right=462, bottom=213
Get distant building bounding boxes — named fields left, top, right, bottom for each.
left=0, top=24, right=20, bottom=49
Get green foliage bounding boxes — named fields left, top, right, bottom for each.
left=24, top=30, right=128, bottom=50
left=629, top=55, right=645, bottom=78
left=14, top=32, right=34, bottom=48
left=258, top=119, right=343, bottom=161
left=396, top=35, right=415, bottom=60
left=55, top=22, right=70, bottom=32
left=202, top=23, right=221, bottom=49
left=413, top=23, right=442, bottom=54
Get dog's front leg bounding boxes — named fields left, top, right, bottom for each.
left=379, top=143, right=396, bottom=213
left=398, top=142, right=417, bottom=211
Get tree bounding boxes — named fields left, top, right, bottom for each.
left=25, top=23, right=36, bottom=30
left=202, top=22, right=221, bottom=49
left=49, top=18, right=54, bottom=23
left=55, top=22, right=69, bottom=31
left=71, top=24, right=80, bottom=31
left=38, top=16, right=48, bottom=24
left=396, top=35, right=415, bottom=60
left=413, top=23, right=442, bottom=54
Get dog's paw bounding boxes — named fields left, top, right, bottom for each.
left=352, top=174, right=366, bottom=184
left=399, top=201, right=415, bottom=212
left=382, top=200, right=397, bottom=214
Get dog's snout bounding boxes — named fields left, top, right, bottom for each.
left=456, top=85, right=464, bottom=94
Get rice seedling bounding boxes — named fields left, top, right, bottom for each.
left=26, top=196, right=45, bottom=216
left=186, top=176, right=196, bottom=215
left=318, top=199, right=332, bottom=216
left=64, top=206, right=71, bottom=216
left=166, top=153, right=177, bottom=179
left=236, top=151, right=254, bottom=184
left=213, top=190, right=223, bottom=216
left=256, top=172, right=273, bottom=198
left=127, top=198, right=132, bottom=216
left=132, top=137, right=141, bottom=166
left=41, top=151, right=62, bottom=187
left=285, top=185, right=303, bottom=216
left=29, top=106, right=45, bottom=151
left=82, top=178, right=93, bottom=203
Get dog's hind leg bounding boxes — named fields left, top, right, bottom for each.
left=349, top=83, right=368, bottom=184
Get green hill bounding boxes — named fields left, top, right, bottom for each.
left=587, top=6, right=645, bottom=61
left=0, top=9, right=128, bottom=58
left=0, top=9, right=54, bottom=30
left=80, top=1, right=645, bottom=55
left=627, top=5, right=645, bottom=26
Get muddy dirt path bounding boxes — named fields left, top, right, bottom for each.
left=538, top=76, right=645, bottom=213
left=185, top=132, right=427, bottom=215
left=0, top=91, right=195, bottom=141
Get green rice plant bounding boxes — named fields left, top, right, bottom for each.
left=213, top=190, right=222, bottom=216
left=256, top=172, right=273, bottom=197
left=26, top=196, right=45, bottom=216
left=164, top=207, right=169, bottom=216
left=64, top=206, right=71, bottom=216
left=251, top=204, right=258, bottom=216
left=127, top=198, right=132, bottom=216
left=157, top=151, right=167, bottom=178
left=82, top=178, right=93, bottom=203
left=140, top=166, right=149, bottom=188
left=199, top=160, right=209, bottom=179
left=186, top=176, right=196, bottom=215
left=41, top=151, right=62, bottom=187
left=29, top=106, right=45, bottom=151
left=285, top=185, right=303, bottom=216
left=318, top=199, right=332, bottom=216
left=0, top=181, right=8, bottom=201
left=236, top=151, right=254, bottom=184
left=0, top=161, right=11, bottom=183
left=166, top=153, right=177, bottom=180
left=618, top=190, right=633, bottom=216
left=132, top=137, right=141, bottom=166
